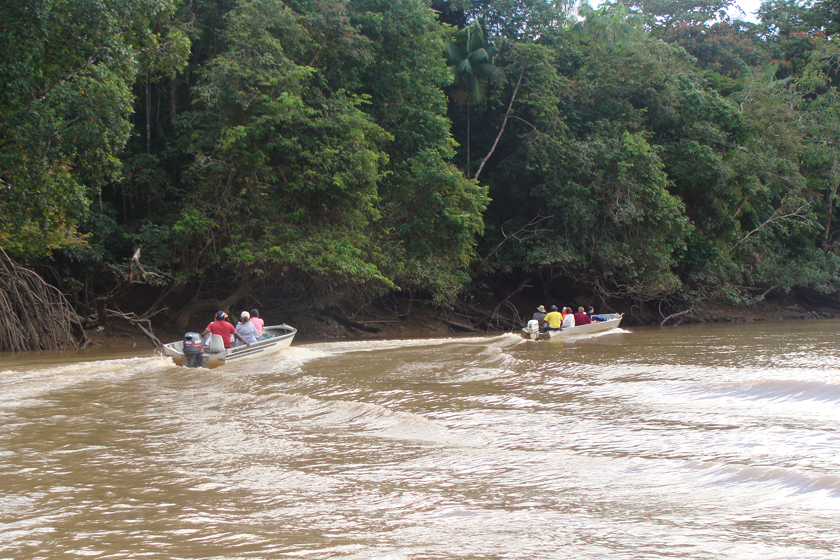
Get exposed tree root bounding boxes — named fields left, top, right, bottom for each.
left=0, top=248, right=87, bottom=352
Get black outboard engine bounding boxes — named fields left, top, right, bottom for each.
left=183, top=332, right=204, bottom=367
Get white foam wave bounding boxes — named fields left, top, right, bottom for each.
left=0, top=356, right=170, bottom=409
left=688, top=461, right=840, bottom=499
left=721, top=379, right=840, bottom=404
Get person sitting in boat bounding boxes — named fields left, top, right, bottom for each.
left=202, top=311, right=250, bottom=349
left=249, top=308, right=264, bottom=335
left=561, top=307, right=575, bottom=329
left=587, top=306, right=609, bottom=322
left=574, top=306, right=592, bottom=326
left=532, top=305, right=548, bottom=332
left=235, top=311, right=260, bottom=347
left=542, top=305, right=564, bottom=331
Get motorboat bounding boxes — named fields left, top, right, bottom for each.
left=163, top=324, right=297, bottom=368
left=521, top=314, right=623, bottom=341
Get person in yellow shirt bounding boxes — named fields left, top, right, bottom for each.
left=542, top=305, right=564, bottom=331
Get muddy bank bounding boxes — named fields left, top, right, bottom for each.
left=84, top=291, right=840, bottom=351
left=285, top=297, right=840, bottom=342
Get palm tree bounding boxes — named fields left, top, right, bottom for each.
left=445, top=21, right=504, bottom=178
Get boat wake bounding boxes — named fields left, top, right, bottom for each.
left=688, top=461, right=840, bottom=500
left=0, top=357, right=170, bottom=411
left=256, top=392, right=484, bottom=447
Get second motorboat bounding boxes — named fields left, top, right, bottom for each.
left=521, top=314, right=623, bottom=341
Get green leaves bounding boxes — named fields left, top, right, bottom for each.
left=349, top=0, right=489, bottom=299
left=12, top=0, right=840, bottom=312
left=179, top=0, right=392, bottom=295
left=0, top=0, right=182, bottom=258
left=572, top=3, right=644, bottom=53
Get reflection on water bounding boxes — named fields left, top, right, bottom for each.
left=2, top=320, right=840, bottom=558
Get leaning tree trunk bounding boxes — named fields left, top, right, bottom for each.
left=0, top=248, right=87, bottom=352
left=474, top=68, right=525, bottom=182
left=172, top=268, right=265, bottom=329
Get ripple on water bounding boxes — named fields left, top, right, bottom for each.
left=2, top=321, right=840, bottom=558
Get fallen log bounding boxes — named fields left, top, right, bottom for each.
left=327, top=310, right=381, bottom=333
left=104, top=308, right=167, bottom=348
left=660, top=307, right=693, bottom=327
left=438, top=318, right=480, bottom=333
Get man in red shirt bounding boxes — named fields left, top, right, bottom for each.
left=573, top=306, right=591, bottom=326
left=201, top=311, right=249, bottom=348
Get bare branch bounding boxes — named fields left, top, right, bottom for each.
left=660, top=306, right=693, bottom=327
left=474, top=67, right=526, bottom=181
left=477, top=214, right=555, bottom=273
left=729, top=204, right=810, bottom=254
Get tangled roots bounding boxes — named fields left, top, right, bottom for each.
left=0, top=248, right=86, bottom=352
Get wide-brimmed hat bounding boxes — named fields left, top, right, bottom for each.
left=537, top=305, right=546, bottom=313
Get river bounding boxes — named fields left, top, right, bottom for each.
left=1, top=319, right=839, bottom=559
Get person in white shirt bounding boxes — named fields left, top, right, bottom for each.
left=561, top=307, right=575, bottom=329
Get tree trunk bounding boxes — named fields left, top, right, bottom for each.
left=173, top=275, right=259, bottom=329
left=145, top=80, right=151, bottom=153
left=466, top=103, right=471, bottom=178
left=824, top=177, right=839, bottom=248
left=326, top=309, right=381, bottom=333
left=169, top=77, right=177, bottom=124
left=474, top=68, right=525, bottom=181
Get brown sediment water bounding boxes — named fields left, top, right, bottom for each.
left=1, top=320, right=839, bottom=558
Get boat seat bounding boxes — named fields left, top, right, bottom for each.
left=208, top=334, right=225, bottom=354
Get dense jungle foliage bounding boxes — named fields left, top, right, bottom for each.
left=2, top=0, right=840, bottom=329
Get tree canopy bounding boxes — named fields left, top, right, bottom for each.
left=3, top=0, right=840, bottom=326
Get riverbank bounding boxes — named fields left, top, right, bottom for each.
left=83, top=291, right=840, bottom=351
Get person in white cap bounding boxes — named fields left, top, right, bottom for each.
left=234, top=310, right=260, bottom=347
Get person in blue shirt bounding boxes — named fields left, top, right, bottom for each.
left=234, top=311, right=260, bottom=346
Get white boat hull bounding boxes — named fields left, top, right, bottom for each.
left=521, top=314, right=623, bottom=341
left=163, top=324, right=297, bottom=368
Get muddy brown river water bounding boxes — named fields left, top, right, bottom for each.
left=2, top=320, right=839, bottom=559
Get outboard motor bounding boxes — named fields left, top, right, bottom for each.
left=524, top=319, right=541, bottom=339
left=183, top=332, right=204, bottom=367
